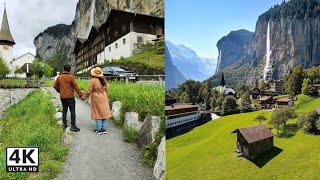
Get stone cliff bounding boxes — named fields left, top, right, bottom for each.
left=34, top=0, right=164, bottom=70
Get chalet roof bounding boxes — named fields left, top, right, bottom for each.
left=259, top=96, right=273, bottom=101
left=165, top=103, right=198, bottom=111
left=11, top=52, right=35, bottom=63
left=313, top=84, right=320, bottom=87
left=0, top=6, right=15, bottom=45
left=275, top=97, right=292, bottom=103
left=232, top=124, right=274, bottom=144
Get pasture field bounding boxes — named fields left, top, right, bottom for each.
left=166, top=97, right=320, bottom=179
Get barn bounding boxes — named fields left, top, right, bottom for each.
left=232, top=124, right=274, bottom=159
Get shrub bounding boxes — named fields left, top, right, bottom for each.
left=123, top=126, right=139, bottom=143
left=142, top=143, right=158, bottom=166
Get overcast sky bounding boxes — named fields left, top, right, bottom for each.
left=3, top=0, right=78, bottom=58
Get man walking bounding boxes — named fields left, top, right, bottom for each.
left=54, top=65, right=83, bottom=132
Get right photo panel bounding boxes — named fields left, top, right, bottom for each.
left=165, top=0, right=320, bottom=179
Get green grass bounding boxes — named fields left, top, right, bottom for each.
left=0, top=78, right=28, bottom=85
left=0, top=90, right=68, bottom=179
left=123, top=126, right=139, bottom=143
left=294, top=96, right=320, bottom=114
left=273, top=94, right=289, bottom=99
left=167, top=98, right=320, bottom=179
left=295, top=94, right=314, bottom=105
left=104, top=49, right=164, bottom=69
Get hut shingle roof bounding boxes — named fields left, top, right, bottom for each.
left=232, top=124, right=274, bottom=144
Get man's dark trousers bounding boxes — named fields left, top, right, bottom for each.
left=61, top=98, right=76, bottom=126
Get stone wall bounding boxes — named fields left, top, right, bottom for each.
left=0, top=88, right=36, bottom=120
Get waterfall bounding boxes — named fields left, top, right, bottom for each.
left=215, top=50, right=221, bottom=74
left=263, top=21, right=271, bottom=80
left=87, top=0, right=96, bottom=37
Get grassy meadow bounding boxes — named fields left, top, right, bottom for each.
left=166, top=97, right=320, bottom=179
left=0, top=90, right=68, bottom=179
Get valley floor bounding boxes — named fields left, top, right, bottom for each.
left=166, top=97, right=320, bottom=179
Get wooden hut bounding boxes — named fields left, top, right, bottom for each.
left=259, top=96, right=274, bottom=109
left=232, top=124, right=274, bottom=159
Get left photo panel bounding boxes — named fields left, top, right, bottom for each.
left=0, top=0, right=165, bottom=179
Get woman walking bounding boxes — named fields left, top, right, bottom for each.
left=81, top=67, right=112, bottom=135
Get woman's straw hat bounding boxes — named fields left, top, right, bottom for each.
left=91, top=67, right=104, bottom=77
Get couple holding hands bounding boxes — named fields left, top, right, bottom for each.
left=54, top=65, right=111, bottom=135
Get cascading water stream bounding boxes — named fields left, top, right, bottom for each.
left=263, top=21, right=271, bottom=80
left=86, top=0, right=96, bottom=37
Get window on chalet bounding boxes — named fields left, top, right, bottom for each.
left=115, top=30, right=118, bottom=37
left=123, top=38, right=126, bottom=45
left=122, top=25, right=126, bottom=32
left=115, top=43, right=118, bottom=49
left=107, top=27, right=110, bottom=34
left=101, top=43, right=104, bottom=50
left=114, top=18, right=118, bottom=23
left=151, top=23, right=156, bottom=28
left=137, top=36, right=143, bottom=43
left=108, top=35, right=111, bottom=41
left=109, top=47, right=111, bottom=52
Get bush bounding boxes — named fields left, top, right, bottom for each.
left=298, top=111, right=320, bottom=134
left=123, top=126, right=139, bottom=143
left=221, top=96, right=238, bottom=115
left=142, top=143, right=158, bottom=166
left=0, top=57, right=10, bottom=78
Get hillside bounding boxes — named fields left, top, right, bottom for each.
left=101, top=47, right=164, bottom=75
left=167, top=97, right=320, bottom=179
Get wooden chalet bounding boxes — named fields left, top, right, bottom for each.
left=250, top=87, right=261, bottom=99
left=232, top=124, right=274, bottom=159
left=275, top=97, right=294, bottom=108
left=73, top=9, right=164, bottom=72
left=259, top=96, right=274, bottom=109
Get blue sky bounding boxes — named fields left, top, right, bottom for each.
left=165, top=0, right=284, bottom=59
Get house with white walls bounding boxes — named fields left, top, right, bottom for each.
left=73, top=9, right=164, bottom=73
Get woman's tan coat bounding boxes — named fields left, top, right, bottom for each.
left=82, top=78, right=112, bottom=120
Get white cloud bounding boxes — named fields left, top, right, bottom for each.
left=2, top=0, right=77, bottom=58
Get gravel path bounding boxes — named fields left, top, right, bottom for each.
left=47, top=87, right=153, bottom=180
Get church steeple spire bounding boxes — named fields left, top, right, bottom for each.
left=220, top=72, right=225, bottom=86
left=0, top=0, right=15, bottom=45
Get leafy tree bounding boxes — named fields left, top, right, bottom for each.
left=0, top=57, right=10, bottom=78
left=301, top=78, right=316, bottom=95
left=14, top=65, right=23, bottom=75
left=270, top=107, right=295, bottom=134
left=31, top=58, right=44, bottom=78
left=43, top=63, right=54, bottom=77
left=259, top=81, right=266, bottom=91
left=180, top=92, right=190, bottom=103
left=221, top=96, right=238, bottom=115
left=216, top=94, right=225, bottom=110
left=298, top=111, right=320, bottom=133
left=240, top=93, right=252, bottom=112
left=45, top=53, right=68, bottom=73
left=285, top=66, right=305, bottom=98
left=255, top=114, right=267, bottom=124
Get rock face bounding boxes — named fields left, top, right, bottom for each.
left=34, top=0, right=164, bottom=70
left=213, top=0, right=320, bottom=84
left=216, top=29, right=253, bottom=72
left=153, top=136, right=165, bottom=180
left=124, top=112, right=143, bottom=132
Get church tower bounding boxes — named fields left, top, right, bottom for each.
left=219, top=72, right=225, bottom=93
left=0, top=0, right=15, bottom=73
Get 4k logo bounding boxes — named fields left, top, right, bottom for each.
left=6, top=147, right=39, bottom=172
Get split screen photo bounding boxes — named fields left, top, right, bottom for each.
left=0, top=0, right=320, bottom=179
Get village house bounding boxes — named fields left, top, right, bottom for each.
left=250, top=87, right=261, bottom=99
left=313, top=84, right=320, bottom=95
left=270, top=80, right=286, bottom=94
left=232, top=124, right=274, bottom=159
left=275, top=97, right=294, bottom=108
left=73, top=9, right=164, bottom=73
left=259, top=96, right=274, bottom=109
